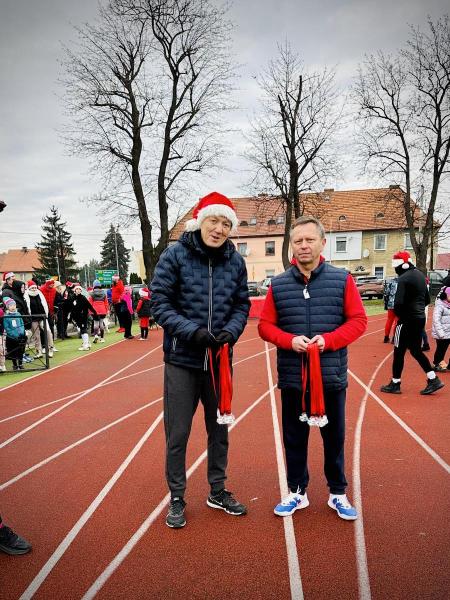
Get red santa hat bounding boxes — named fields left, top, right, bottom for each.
left=27, top=280, right=37, bottom=288
left=392, top=250, right=412, bottom=269
left=2, top=271, right=14, bottom=281
left=45, top=278, right=55, bottom=286
left=66, top=281, right=74, bottom=288
left=74, top=283, right=83, bottom=291
left=139, top=287, right=149, bottom=298
left=112, top=274, right=120, bottom=281
left=185, top=192, right=238, bottom=233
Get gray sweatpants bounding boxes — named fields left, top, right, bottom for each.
left=164, top=362, right=229, bottom=498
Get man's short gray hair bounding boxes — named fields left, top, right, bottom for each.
left=290, top=216, right=325, bottom=239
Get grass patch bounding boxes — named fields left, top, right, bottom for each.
left=0, top=328, right=125, bottom=389
left=362, top=299, right=385, bottom=316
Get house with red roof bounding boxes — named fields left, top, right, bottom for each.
left=0, top=247, right=41, bottom=283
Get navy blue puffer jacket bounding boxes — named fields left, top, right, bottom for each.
left=150, top=231, right=250, bottom=369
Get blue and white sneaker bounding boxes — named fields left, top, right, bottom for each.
left=274, top=491, right=309, bottom=516
left=327, top=495, right=358, bottom=521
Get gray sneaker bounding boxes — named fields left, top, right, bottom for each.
left=166, top=497, right=186, bottom=528
left=207, top=489, right=247, bottom=516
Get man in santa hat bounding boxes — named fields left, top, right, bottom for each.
left=380, top=250, right=444, bottom=395
left=151, top=191, right=250, bottom=529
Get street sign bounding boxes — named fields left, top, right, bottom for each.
left=95, top=269, right=116, bottom=285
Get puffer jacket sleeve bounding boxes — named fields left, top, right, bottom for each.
left=221, top=258, right=250, bottom=341
left=432, top=301, right=445, bottom=339
left=150, top=246, right=201, bottom=340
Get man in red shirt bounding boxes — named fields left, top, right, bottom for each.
left=258, top=216, right=367, bottom=521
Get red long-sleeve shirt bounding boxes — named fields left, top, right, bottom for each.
left=258, top=264, right=367, bottom=351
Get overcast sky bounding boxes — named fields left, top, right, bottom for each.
left=0, top=0, right=449, bottom=266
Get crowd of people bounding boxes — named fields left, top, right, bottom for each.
left=1, top=192, right=448, bottom=552
left=0, top=272, right=154, bottom=372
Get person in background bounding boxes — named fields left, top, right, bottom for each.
left=258, top=216, right=367, bottom=522
left=24, top=280, right=53, bottom=358
left=54, top=281, right=66, bottom=340
left=121, top=285, right=134, bottom=339
left=89, top=280, right=109, bottom=343
left=380, top=251, right=444, bottom=395
left=39, top=279, right=57, bottom=343
left=67, top=284, right=98, bottom=350
left=136, top=287, right=151, bottom=340
left=151, top=191, right=250, bottom=529
left=0, top=514, right=31, bottom=555
left=431, top=287, right=450, bottom=372
left=111, top=274, right=125, bottom=333
left=0, top=299, right=6, bottom=373
left=2, top=297, right=26, bottom=370
left=383, top=275, right=398, bottom=343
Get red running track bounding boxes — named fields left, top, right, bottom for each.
left=0, top=316, right=449, bottom=599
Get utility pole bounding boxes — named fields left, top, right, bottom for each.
left=114, top=225, right=120, bottom=276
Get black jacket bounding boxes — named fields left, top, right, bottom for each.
left=394, top=266, right=430, bottom=321
left=67, top=294, right=97, bottom=325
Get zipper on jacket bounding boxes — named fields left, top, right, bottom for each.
left=172, top=336, right=177, bottom=352
left=204, top=259, right=213, bottom=371
left=303, top=282, right=311, bottom=337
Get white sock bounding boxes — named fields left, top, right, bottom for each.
left=82, top=333, right=89, bottom=346
left=330, top=493, right=346, bottom=500
left=392, top=378, right=401, bottom=383
left=426, top=371, right=436, bottom=380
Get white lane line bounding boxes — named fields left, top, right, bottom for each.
left=0, top=397, right=163, bottom=491
left=0, top=345, right=162, bottom=449
left=0, top=363, right=165, bottom=424
left=81, top=385, right=275, bottom=600
left=351, top=354, right=393, bottom=600
left=264, top=342, right=304, bottom=600
left=18, top=412, right=164, bottom=600
left=349, top=369, right=450, bottom=474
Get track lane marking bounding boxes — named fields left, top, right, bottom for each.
left=18, top=412, right=165, bottom=600
left=349, top=368, right=450, bottom=474
left=0, top=397, right=163, bottom=491
left=264, top=342, right=304, bottom=600
left=81, top=385, right=276, bottom=600
left=0, top=345, right=162, bottom=449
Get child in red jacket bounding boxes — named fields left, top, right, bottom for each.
left=136, top=288, right=152, bottom=339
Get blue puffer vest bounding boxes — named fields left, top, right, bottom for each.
left=271, top=261, right=348, bottom=391
left=150, top=231, right=250, bottom=369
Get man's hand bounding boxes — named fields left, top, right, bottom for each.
left=192, top=328, right=218, bottom=348
left=215, top=330, right=235, bottom=345
left=309, top=335, right=325, bottom=352
left=291, top=335, right=311, bottom=353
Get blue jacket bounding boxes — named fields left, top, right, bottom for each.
left=150, top=231, right=250, bottom=369
left=2, top=311, right=25, bottom=339
left=271, top=262, right=349, bottom=391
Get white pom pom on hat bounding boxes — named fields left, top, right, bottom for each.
left=392, top=250, right=412, bottom=269
left=185, top=192, right=238, bottom=233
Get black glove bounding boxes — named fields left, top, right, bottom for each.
left=215, top=330, right=235, bottom=345
left=192, top=328, right=218, bottom=348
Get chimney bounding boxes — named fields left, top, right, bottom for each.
left=389, top=185, right=400, bottom=189
left=22, top=246, right=28, bottom=253
left=324, top=188, right=334, bottom=193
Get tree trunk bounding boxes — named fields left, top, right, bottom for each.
left=282, top=201, right=293, bottom=270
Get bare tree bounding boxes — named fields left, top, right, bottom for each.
left=62, top=0, right=235, bottom=282
left=245, top=43, right=342, bottom=268
left=354, top=15, right=450, bottom=273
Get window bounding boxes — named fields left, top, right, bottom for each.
left=237, top=243, right=247, bottom=256
left=335, top=236, right=347, bottom=252
left=265, top=241, right=275, bottom=256
left=265, top=269, right=275, bottom=277
left=338, top=215, right=347, bottom=222
left=374, top=266, right=384, bottom=279
left=404, top=231, right=422, bottom=249
left=267, top=219, right=276, bottom=225
left=240, top=220, right=248, bottom=227
left=374, top=234, right=386, bottom=251
left=249, top=217, right=257, bottom=225
left=276, top=215, right=285, bottom=224
left=376, top=212, right=384, bottom=219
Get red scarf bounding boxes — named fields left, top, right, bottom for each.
left=300, top=344, right=328, bottom=427
left=209, top=344, right=234, bottom=425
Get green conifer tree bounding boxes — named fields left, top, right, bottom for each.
left=100, top=225, right=130, bottom=282
left=34, top=206, right=78, bottom=283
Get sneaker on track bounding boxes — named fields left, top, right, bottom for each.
left=328, top=495, right=358, bottom=521
left=93, top=335, right=98, bottom=344
left=380, top=380, right=401, bottom=394
left=274, top=491, right=309, bottom=516
left=207, top=489, right=247, bottom=515
left=420, top=377, right=444, bottom=395
left=166, top=497, right=186, bottom=528
left=0, top=525, right=32, bottom=555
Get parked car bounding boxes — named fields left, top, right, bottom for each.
left=354, top=276, right=384, bottom=299
left=257, top=277, right=273, bottom=296
left=428, top=269, right=446, bottom=299
left=247, top=281, right=259, bottom=297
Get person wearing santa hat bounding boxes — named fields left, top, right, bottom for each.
left=380, top=250, right=444, bottom=395
left=66, top=284, right=98, bottom=350
left=111, top=274, right=126, bottom=333
left=151, top=191, right=250, bottom=528
left=136, top=287, right=151, bottom=340
left=24, top=281, right=54, bottom=358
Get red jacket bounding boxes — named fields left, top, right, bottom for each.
left=258, top=259, right=367, bottom=351
left=111, top=280, right=124, bottom=304
left=39, top=281, right=56, bottom=314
